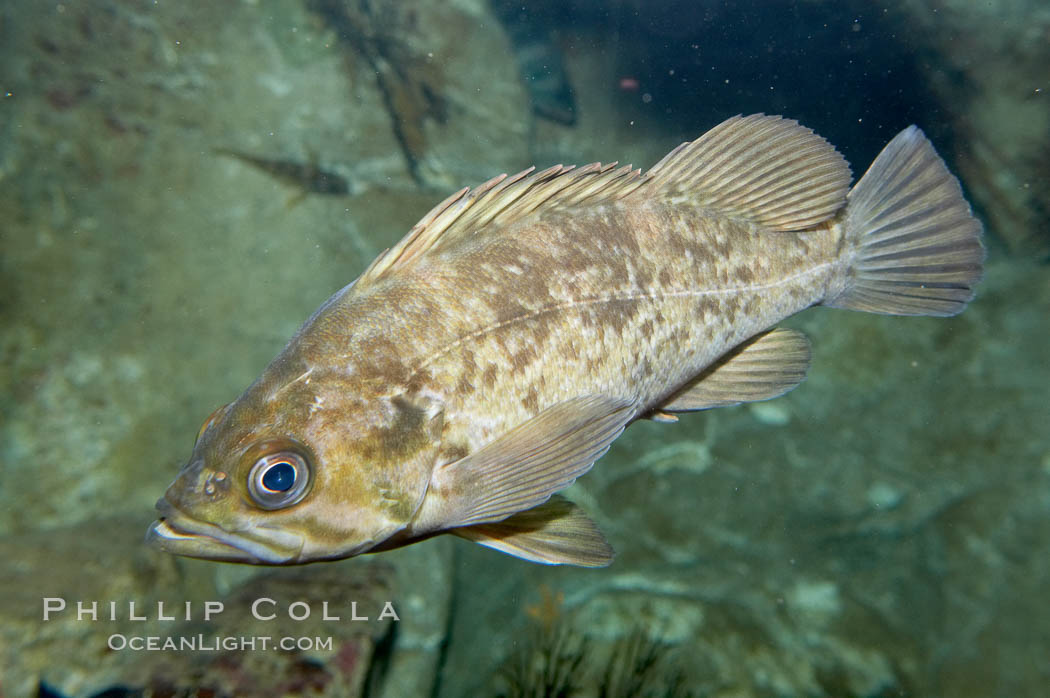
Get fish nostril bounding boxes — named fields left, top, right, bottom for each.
left=202, top=469, right=231, bottom=498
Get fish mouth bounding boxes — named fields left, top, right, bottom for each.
left=146, top=499, right=304, bottom=565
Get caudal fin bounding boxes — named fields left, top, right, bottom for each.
left=825, top=126, right=984, bottom=317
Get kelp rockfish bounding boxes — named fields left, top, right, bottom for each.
left=148, top=114, right=983, bottom=567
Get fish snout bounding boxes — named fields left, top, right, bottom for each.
left=164, top=458, right=231, bottom=508
left=154, top=496, right=175, bottom=519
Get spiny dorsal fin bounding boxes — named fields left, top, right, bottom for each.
left=356, top=162, right=648, bottom=287
left=642, top=114, right=852, bottom=231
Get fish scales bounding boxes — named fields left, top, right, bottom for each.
left=390, top=203, right=840, bottom=450
left=281, top=201, right=836, bottom=455
left=148, top=115, right=984, bottom=567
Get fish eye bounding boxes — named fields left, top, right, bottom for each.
left=262, top=462, right=295, bottom=491
left=247, top=451, right=311, bottom=510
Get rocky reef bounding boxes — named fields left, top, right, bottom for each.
left=1, top=0, right=1047, bottom=696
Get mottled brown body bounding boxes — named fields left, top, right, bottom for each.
left=297, top=203, right=839, bottom=457
left=149, top=114, right=983, bottom=566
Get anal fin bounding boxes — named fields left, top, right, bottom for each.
left=661, top=327, right=811, bottom=412
left=451, top=495, right=613, bottom=567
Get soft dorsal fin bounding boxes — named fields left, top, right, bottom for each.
left=356, top=162, right=649, bottom=287
left=643, top=114, right=852, bottom=231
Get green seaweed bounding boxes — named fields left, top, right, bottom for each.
left=497, top=623, right=589, bottom=698
left=597, top=630, right=695, bottom=698
left=495, top=621, right=699, bottom=698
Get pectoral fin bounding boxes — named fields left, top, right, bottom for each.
left=424, top=394, right=636, bottom=530
left=451, top=495, right=613, bottom=567
left=660, top=327, right=811, bottom=412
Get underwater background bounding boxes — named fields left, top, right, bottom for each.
left=1, top=0, right=1048, bottom=696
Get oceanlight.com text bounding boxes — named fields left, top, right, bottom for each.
left=107, top=633, right=334, bottom=652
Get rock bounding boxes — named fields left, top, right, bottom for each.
left=890, top=0, right=1050, bottom=256
left=0, top=515, right=454, bottom=697
left=123, top=562, right=400, bottom=697
left=0, top=515, right=217, bottom=697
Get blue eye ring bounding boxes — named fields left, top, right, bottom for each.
left=247, top=450, right=311, bottom=510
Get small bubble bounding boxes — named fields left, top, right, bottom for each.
left=750, top=402, right=790, bottom=426
left=867, top=482, right=903, bottom=510
left=641, top=93, right=652, bottom=104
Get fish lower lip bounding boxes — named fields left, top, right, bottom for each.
left=146, top=518, right=258, bottom=563
left=146, top=510, right=301, bottom=564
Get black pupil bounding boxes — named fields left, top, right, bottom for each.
left=262, top=462, right=296, bottom=492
